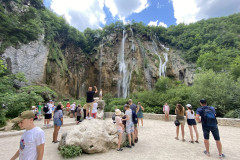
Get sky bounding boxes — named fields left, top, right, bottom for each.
left=43, top=0, right=240, bottom=32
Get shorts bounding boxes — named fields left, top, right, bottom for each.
left=38, top=111, right=42, bottom=115
left=86, top=102, right=93, bottom=110
left=126, top=122, right=134, bottom=134
left=165, top=111, right=169, bottom=114
left=77, top=116, right=81, bottom=121
left=134, top=124, right=137, bottom=128
left=45, top=114, right=52, bottom=119
left=117, top=129, right=123, bottom=133
left=71, top=110, right=75, bottom=114
left=179, top=119, right=185, bottom=125
left=187, top=119, right=196, bottom=126
left=91, top=113, right=97, bottom=118
left=54, top=118, right=62, bottom=126
left=203, top=126, right=220, bottom=141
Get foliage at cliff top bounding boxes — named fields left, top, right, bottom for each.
left=1, top=1, right=239, bottom=71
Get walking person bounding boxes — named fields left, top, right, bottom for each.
left=196, top=99, right=225, bottom=159
left=76, top=104, right=82, bottom=124
left=128, top=99, right=138, bottom=142
left=52, top=104, right=63, bottom=143
left=11, top=110, right=45, bottom=160
left=115, top=109, right=124, bottom=151
left=175, top=104, right=185, bottom=142
left=70, top=102, right=76, bottom=118
left=185, top=104, right=199, bottom=143
left=37, top=102, right=43, bottom=120
left=163, top=103, right=170, bottom=121
left=86, top=86, right=98, bottom=120
left=136, top=102, right=144, bottom=126
left=44, top=100, right=53, bottom=127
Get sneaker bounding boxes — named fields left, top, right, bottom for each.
left=86, top=116, right=89, bottom=120
left=126, top=144, right=132, bottom=148
left=131, top=143, right=135, bottom=147
left=219, top=154, right=225, bottom=159
left=117, top=148, right=123, bottom=151
left=89, top=117, right=93, bottom=120
left=203, top=150, right=210, bottom=157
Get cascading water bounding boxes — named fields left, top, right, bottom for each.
left=118, top=30, right=128, bottom=98
left=99, top=40, right=104, bottom=89
left=130, top=25, right=135, bottom=52
left=152, top=40, right=162, bottom=76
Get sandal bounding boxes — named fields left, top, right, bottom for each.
left=195, top=140, right=199, bottom=143
left=182, top=139, right=186, bottom=142
left=117, top=148, right=123, bottom=151
left=53, top=140, right=59, bottom=143
left=175, top=137, right=179, bottom=140
left=189, top=141, right=194, bottom=143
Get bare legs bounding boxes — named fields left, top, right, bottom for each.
left=53, top=125, right=61, bottom=142
left=138, top=118, right=143, bottom=126
left=117, top=132, right=122, bottom=150
left=188, top=125, right=194, bottom=141
left=176, top=124, right=185, bottom=140
left=128, top=132, right=135, bottom=146
left=193, top=125, right=199, bottom=141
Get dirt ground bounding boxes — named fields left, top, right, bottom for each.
left=0, top=118, right=239, bottom=160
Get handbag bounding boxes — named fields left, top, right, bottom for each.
left=174, top=119, right=180, bottom=126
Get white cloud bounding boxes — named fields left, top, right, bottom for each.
left=50, top=0, right=106, bottom=31
left=105, top=0, right=149, bottom=20
left=148, top=20, right=167, bottom=28
left=171, top=0, right=240, bottom=24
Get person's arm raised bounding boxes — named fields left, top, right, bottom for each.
left=94, top=86, right=98, bottom=93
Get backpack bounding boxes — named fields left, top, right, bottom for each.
left=43, top=104, right=49, bottom=113
left=112, top=113, right=116, bottom=123
left=132, top=111, right=138, bottom=124
left=203, top=106, right=217, bottom=127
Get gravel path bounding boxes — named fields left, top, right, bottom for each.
left=0, top=119, right=239, bottom=160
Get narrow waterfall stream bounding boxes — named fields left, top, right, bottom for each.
left=118, top=30, right=128, bottom=98
left=99, top=40, right=103, bottom=89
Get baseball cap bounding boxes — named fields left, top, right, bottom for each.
left=186, top=104, right=192, bottom=108
left=200, top=99, right=207, bottom=104
left=12, top=110, right=35, bottom=123
left=115, top=109, right=121, bottom=116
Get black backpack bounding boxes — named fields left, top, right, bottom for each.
left=43, top=104, right=49, bottom=113
left=132, top=111, right=138, bottom=124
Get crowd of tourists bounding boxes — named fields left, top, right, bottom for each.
left=10, top=84, right=225, bottom=160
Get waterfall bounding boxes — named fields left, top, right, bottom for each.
left=99, top=40, right=103, bottom=89
left=118, top=30, right=128, bottom=98
left=152, top=40, right=162, bottom=77
left=130, top=25, right=135, bottom=52
left=160, top=43, right=169, bottom=77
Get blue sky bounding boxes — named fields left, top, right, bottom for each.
left=43, top=0, right=240, bottom=31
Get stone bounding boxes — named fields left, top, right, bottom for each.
left=97, top=100, right=105, bottom=119
left=58, top=119, right=126, bottom=153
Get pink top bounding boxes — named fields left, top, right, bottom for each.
left=163, top=105, right=170, bottom=112
left=115, top=116, right=123, bottom=130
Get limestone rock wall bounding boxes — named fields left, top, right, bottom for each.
left=2, top=35, right=48, bottom=84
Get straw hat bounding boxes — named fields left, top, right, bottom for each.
left=115, top=109, right=121, bottom=116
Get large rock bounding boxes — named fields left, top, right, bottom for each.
left=97, top=100, right=105, bottom=119
left=59, top=119, right=126, bottom=153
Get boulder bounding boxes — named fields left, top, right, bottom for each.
left=59, top=119, right=126, bottom=153
left=97, top=100, right=105, bottom=119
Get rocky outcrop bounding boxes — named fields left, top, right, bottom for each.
left=2, top=35, right=48, bottom=84
left=59, top=119, right=127, bottom=153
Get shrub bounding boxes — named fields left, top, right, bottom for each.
left=59, top=145, right=82, bottom=159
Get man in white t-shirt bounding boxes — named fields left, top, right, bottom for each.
left=70, top=102, right=76, bottom=118
left=92, top=101, right=98, bottom=119
left=11, top=110, right=45, bottom=160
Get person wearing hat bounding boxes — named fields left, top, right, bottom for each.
left=185, top=104, right=199, bottom=143
left=10, top=110, right=45, bottom=160
left=115, top=109, right=124, bottom=151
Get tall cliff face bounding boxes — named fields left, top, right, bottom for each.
left=1, top=29, right=195, bottom=98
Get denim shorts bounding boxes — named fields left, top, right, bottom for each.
left=203, top=126, right=220, bottom=140
left=54, top=119, right=62, bottom=126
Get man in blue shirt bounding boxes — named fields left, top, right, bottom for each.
left=196, top=99, right=225, bottom=159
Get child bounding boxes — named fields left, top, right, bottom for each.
left=115, top=109, right=124, bottom=151
left=11, top=110, right=45, bottom=160
left=76, top=104, right=82, bottom=124
left=92, top=100, right=98, bottom=119
left=185, top=104, right=199, bottom=143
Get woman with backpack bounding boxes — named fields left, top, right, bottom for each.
left=175, top=104, right=185, bottom=142
left=52, top=104, right=63, bottom=143
left=186, top=104, right=199, bottom=143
